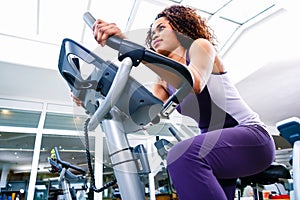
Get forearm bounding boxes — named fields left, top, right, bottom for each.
left=142, top=60, right=187, bottom=90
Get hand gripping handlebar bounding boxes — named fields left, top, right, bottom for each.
left=83, top=12, right=122, bottom=51
left=83, top=12, right=193, bottom=130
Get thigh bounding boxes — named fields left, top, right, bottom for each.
left=200, top=125, right=275, bottom=178
left=168, top=125, right=275, bottom=179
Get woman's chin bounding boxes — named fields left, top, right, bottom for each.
left=155, top=48, right=170, bottom=56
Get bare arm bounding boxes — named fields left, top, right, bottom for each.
left=187, top=38, right=215, bottom=94
left=153, top=79, right=169, bottom=103
left=91, top=20, right=216, bottom=100
left=144, top=39, right=216, bottom=100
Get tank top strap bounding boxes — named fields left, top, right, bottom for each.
left=186, top=49, right=190, bottom=65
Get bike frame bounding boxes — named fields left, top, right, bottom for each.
left=48, top=147, right=87, bottom=200
left=59, top=168, right=74, bottom=200
left=276, top=117, right=300, bottom=200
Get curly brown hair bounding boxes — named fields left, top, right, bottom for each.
left=145, top=5, right=217, bottom=49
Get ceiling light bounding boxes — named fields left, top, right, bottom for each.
left=1, top=109, right=11, bottom=115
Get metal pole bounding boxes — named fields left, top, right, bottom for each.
left=102, top=108, right=145, bottom=200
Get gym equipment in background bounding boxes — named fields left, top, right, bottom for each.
left=277, top=117, right=300, bottom=200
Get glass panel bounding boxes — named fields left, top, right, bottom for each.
left=36, top=134, right=95, bottom=200
left=43, top=113, right=87, bottom=131
left=218, top=0, right=276, bottom=24
left=0, top=0, right=37, bottom=37
left=83, top=0, right=136, bottom=45
left=0, top=108, right=41, bottom=128
left=0, top=132, right=35, bottom=200
left=185, top=0, right=232, bottom=14
left=207, top=17, right=240, bottom=50
left=126, top=0, right=171, bottom=46
left=38, top=0, right=89, bottom=44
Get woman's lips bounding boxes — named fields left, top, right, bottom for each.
left=153, top=39, right=162, bottom=48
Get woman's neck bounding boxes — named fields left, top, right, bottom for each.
left=168, top=46, right=187, bottom=64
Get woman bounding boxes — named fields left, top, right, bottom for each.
left=89, top=5, right=275, bottom=200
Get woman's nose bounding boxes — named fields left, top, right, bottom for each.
left=152, top=31, right=159, bottom=41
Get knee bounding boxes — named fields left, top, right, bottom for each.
left=166, top=142, right=187, bottom=175
left=166, top=140, right=190, bottom=166
left=167, top=139, right=211, bottom=173
left=166, top=138, right=204, bottom=169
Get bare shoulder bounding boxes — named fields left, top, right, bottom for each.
left=189, top=38, right=215, bottom=57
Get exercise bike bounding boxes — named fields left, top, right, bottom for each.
left=276, top=117, right=300, bottom=200
left=48, top=147, right=88, bottom=200
left=57, top=12, right=193, bottom=200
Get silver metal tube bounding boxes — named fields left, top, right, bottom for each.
left=60, top=168, right=72, bottom=200
left=102, top=108, right=145, bottom=200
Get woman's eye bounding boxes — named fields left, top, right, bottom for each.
left=158, top=26, right=165, bottom=32
left=150, top=25, right=166, bottom=40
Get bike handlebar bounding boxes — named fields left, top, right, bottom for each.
left=83, top=12, right=194, bottom=87
left=83, top=12, right=122, bottom=51
left=83, top=12, right=193, bottom=121
left=53, top=147, right=86, bottom=175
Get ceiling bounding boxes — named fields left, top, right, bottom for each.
left=0, top=0, right=300, bottom=174
left=1, top=0, right=297, bottom=121
left=0, top=0, right=300, bottom=126
left=0, top=0, right=285, bottom=69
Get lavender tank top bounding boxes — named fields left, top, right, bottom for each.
left=167, top=51, right=264, bottom=133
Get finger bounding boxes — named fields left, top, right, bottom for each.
left=96, top=24, right=116, bottom=46
left=100, top=28, right=118, bottom=46
left=93, top=20, right=107, bottom=44
left=100, top=33, right=108, bottom=46
left=94, top=25, right=104, bottom=45
left=92, top=19, right=104, bottom=30
left=100, top=24, right=120, bottom=39
left=93, top=22, right=123, bottom=46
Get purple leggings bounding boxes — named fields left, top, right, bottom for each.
left=166, top=124, right=275, bottom=200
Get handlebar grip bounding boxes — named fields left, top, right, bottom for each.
left=83, top=12, right=95, bottom=29
left=83, top=12, right=122, bottom=50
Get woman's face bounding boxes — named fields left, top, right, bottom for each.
left=150, top=17, right=181, bottom=55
